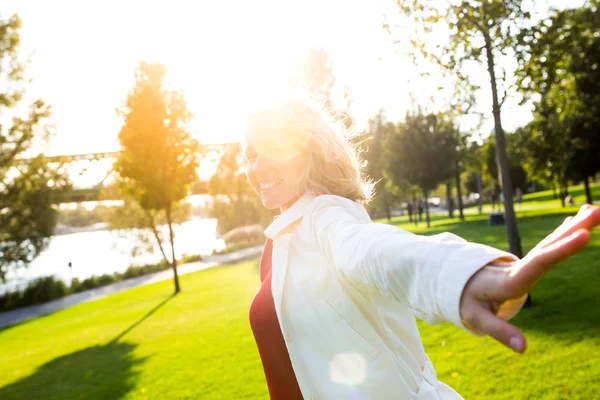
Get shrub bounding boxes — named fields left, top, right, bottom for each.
left=0, top=251, right=222, bottom=312
left=21, top=277, right=68, bottom=305
left=213, top=237, right=264, bottom=255
left=0, top=277, right=68, bottom=312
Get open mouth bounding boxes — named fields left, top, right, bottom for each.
left=259, top=179, right=283, bottom=191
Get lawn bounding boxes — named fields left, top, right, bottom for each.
left=0, top=203, right=599, bottom=399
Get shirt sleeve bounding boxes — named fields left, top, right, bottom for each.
left=307, top=195, right=518, bottom=334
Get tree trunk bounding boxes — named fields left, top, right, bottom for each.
left=483, top=32, right=523, bottom=258
left=455, top=162, right=465, bottom=221
left=477, top=171, right=483, bottom=214
left=382, top=186, right=391, bottom=221
left=559, top=179, right=569, bottom=207
left=165, top=204, right=181, bottom=294
left=584, top=175, right=593, bottom=204
left=446, top=183, right=454, bottom=218
left=412, top=191, right=418, bottom=226
left=146, top=210, right=169, bottom=265
left=423, top=188, right=431, bottom=228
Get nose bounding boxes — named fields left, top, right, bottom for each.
left=251, top=154, right=272, bottom=174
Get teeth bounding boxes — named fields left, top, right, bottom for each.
left=259, top=180, right=282, bottom=190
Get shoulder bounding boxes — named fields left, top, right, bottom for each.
left=303, top=194, right=372, bottom=223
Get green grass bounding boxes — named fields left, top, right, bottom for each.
left=384, top=206, right=600, bottom=399
left=520, top=181, right=600, bottom=205
left=1, top=201, right=599, bottom=399
left=0, top=262, right=267, bottom=400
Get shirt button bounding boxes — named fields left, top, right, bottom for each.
left=285, top=332, right=293, bottom=342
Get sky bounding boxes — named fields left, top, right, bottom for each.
left=1, top=0, right=585, bottom=185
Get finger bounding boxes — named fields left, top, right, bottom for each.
left=532, top=206, right=600, bottom=251
left=469, top=305, right=527, bottom=353
left=561, top=216, right=573, bottom=227
left=507, top=229, right=591, bottom=295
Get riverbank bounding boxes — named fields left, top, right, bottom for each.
left=0, top=245, right=262, bottom=329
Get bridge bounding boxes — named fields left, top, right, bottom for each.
left=37, top=143, right=239, bottom=203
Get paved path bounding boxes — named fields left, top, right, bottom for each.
left=0, top=245, right=263, bottom=329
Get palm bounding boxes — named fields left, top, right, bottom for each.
left=461, top=204, right=600, bottom=353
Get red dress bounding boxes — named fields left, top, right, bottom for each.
left=249, top=239, right=304, bottom=399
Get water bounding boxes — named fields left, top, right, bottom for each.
left=0, top=218, right=225, bottom=295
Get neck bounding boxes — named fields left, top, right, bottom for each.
left=279, top=195, right=301, bottom=214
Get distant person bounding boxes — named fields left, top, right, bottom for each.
left=515, top=187, right=523, bottom=204
left=244, top=100, right=600, bottom=399
left=565, top=195, right=575, bottom=206
left=417, top=200, right=424, bottom=221
left=407, top=202, right=413, bottom=222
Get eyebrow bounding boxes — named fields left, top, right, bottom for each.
left=242, top=146, right=256, bottom=157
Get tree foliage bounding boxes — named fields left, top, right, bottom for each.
left=517, top=1, right=600, bottom=204
left=358, top=112, right=405, bottom=220
left=389, top=0, right=532, bottom=256
left=114, top=62, right=199, bottom=293
left=0, top=14, right=69, bottom=281
left=384, top=110, right=457, bottom=227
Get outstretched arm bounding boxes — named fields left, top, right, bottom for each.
left=460, top=204, right=600, bottom=353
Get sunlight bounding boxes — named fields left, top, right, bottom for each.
left=4, top=0, right=562, bottom=188
left=6, top=0, right=409, bottom=160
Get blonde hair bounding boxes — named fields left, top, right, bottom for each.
left=245, top=100, right=373, bottom=203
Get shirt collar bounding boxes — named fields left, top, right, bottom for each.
left=264, top=193, right=316, bottom=240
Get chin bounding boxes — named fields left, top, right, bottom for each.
left=260, top=196, right=284, bottom=210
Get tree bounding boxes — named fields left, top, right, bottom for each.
left=360, top=112, right=404, bottom=220
left=290, top=47, right=336, bottom=110
left=0, top=15, right=69, bottom=280
left=517, top=1, right=600, bottom=204
left=289, top=47, right=354, bottom=128
left=390, top=0, right=529, bottom=257
left=384, top=111, right=455, bottom=227
left=115, top=62, right=200, bottom=294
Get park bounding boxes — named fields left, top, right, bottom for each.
left=1, top=185, right=599, bottom=399
left=1, top=0, right=600, bottom=399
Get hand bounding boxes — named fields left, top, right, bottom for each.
left=460, top=204, right=600, bottom=353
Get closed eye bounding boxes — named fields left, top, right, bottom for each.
left=243, top=150, right=257, bottom=162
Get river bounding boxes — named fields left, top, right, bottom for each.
left=0, top=218, right=225, bottom=295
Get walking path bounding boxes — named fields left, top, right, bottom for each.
left=0, top=245, right=263, bottom=329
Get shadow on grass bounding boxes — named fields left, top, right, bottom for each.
left=110, top=293, right=175, bottom=343
left=0, top=342, right=145, bottom=400
left=0, top=294, right=176, bottom=400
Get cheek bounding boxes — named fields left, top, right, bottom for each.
left=283, top=157, right=308, bottom=188
left=245, top=163, right=259, bottom=193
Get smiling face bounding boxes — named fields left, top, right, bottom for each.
left=244, top=120, right=309, bottom=212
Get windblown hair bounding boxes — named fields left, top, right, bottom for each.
left=246, top=100, right=373, bottom=203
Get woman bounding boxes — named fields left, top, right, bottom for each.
left=245, top=101, right=600, bottom=399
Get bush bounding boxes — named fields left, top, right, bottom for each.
left=180, top=254, right=202, bottom=263
left=0, top=276, right=68, bottom=312
left=123, top=261, right=171, bottom=279
left=212, top=237, right=264, bottom=255
left=0, top=252, right=213, bottom=312
left=21, top=277, right=68, bottom=305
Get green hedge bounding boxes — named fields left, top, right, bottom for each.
left=0, top=277, right=69, bottom=312
left=1, top=260, right=181, bottom=312
left=0, top=241, right=260, bottom=313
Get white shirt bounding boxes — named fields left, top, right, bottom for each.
left=265, top=194, right=522, bottom=399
